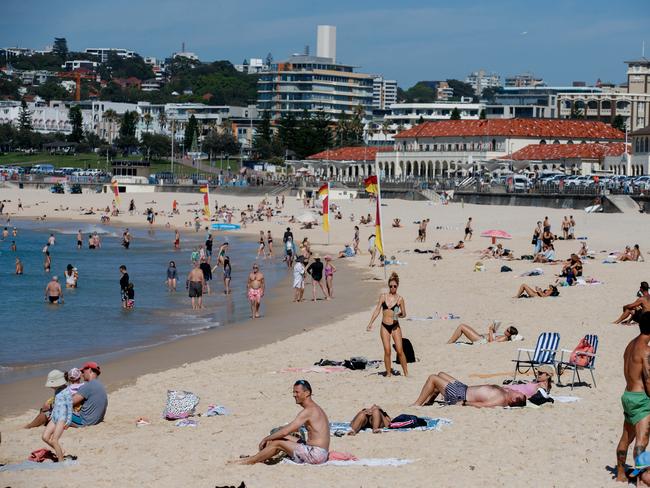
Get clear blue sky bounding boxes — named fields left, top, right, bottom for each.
left=2, top=0, right=648, bottom=87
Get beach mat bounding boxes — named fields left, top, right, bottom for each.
left=0, top=460, right=78, bottom=472
left=278, top=366, right=349, bottom=374
left=282, top=458, right=414, bottom=467
left=330, top=417, right=451, bottom=435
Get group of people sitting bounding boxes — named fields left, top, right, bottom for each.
left=26, top=361, right=108, bottom=462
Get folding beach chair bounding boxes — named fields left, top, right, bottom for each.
left=512, top=332, right=560, bottom=381
left=555, top=334, right=598, bottom=390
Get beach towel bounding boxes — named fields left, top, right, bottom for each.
left=576, top=278, right=603, bottom=286
left=278, top=366, right=349, bottom=374
left=175, top=419, right=198, bottom=427
left=407, top=313, right=460, bottom=321
left=553, top=396, right=581, bottom=403
left=0, top=460, right=78, bottom=472
left=520, top=268, right=544, bottom=277
left=281, top=458, right=414, bottom=467
left=204, top=405, right=230, bottom=416
left=329, top=417, right=451, bottom=436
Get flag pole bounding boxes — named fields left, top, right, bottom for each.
left=374, top=159, right=387, bottom=279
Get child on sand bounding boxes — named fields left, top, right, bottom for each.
left=42, top=370, right=73, bottom=461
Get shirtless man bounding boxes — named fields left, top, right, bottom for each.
left=412, top=371, right=527, bottom=407
left=234, top=380, right=330, bottom=465
left=44, top=276, right=64, bottom=304
left=614, top=282, right=650, bottom=324
left=247, top=263, right=265, bottom=318
left=15, top=257, right=23, bottom=275
left=186, top=262, right=205, bottom=310
left=464, top=217, right=473, bottom=241
left=615, top=312, right=650, bottom=482
left=76, top=230, right=83, bottom=250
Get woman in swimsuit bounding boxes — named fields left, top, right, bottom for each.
left=348, top=405, right=391, bottom=435
left=447, top=322, right=518, bottom=344
left=257, top=231, right=266, bottom=258
left=222, top=256, right=232, bottom=295
left=366, top=272, right=408, bottom=377
left=323, top=256, right=336, bottom=298
left=43, top=246, right=51, bottom=272
left=267, top=231, right=273, bottom=258
left=174, top=230, right=180, bottom=250
left=167, top=261, right=178, bottom=291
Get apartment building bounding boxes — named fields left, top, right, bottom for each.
left=466, top=69, right=501, bottom=95
left=257, top=25, right=374, bottom=121
left=84, top=48, right=136, bottom=63
left=372, top=76, right=398, bottom=110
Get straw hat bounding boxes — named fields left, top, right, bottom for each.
left=45, top=369, right=66, bottom=388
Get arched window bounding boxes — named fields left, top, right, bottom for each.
left=540, top=140, right=546, bottom=145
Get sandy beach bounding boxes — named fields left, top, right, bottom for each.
left=1, top=184, right=649, bottom=487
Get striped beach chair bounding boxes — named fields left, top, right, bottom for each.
left=512, top=332, right=560, bottom=381
left=555, top=334, right=598, bottom=390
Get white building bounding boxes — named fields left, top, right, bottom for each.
left=372, top=76, right=398, bottom=110
left=374, top=119, right=624, bottom=180
left=0, top=100, right=93, bottom=135
left=466, top=69, right=501, bottom=95
left=84, top=48, right=136, bottom=63
left=62, top=60, right=99, bottom=71
left=234, top=58, right=269, bottom=74
left=505, top=72, right=545, bottom=88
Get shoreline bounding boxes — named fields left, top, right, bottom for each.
left=0, top=254, right=379, bottom=419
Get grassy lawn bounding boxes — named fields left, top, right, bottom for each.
left=0, top=152, right=241, bottom=176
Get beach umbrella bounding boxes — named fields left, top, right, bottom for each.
left=480, top=229, right=512, bottom=245
left=297, top=212, right=317, bottom=223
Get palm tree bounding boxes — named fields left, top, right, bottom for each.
left=381, top=120, right=391, bottom=142
left=143, top=112, right=153, bottom=133
left=102, top=109, right=118, bottom=143
left=158, top=111, right=167, bottom=132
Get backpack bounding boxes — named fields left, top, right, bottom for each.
left=500, top=265, right=513, bottom=272
left=394, top=338, right=416, bottom=363
left=569, top=337, right=594, bottom=367
left=388, top=414, right=427, bottom=429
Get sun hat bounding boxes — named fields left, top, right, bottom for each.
left=81, top=361, right=101, bottom=375
left=631, top=451, right=650, bottom=477
left=536, top=365, right=555, bottom=377
left=45, top=369, right=66, bottom=388
left=324, top=255, right=332, bottom=261
left=68, top=367, right=82, bottom=381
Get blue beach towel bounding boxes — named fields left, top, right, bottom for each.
left=330, top=417, right=451, bottom=436
left=0, top=460, right=78, bottom=472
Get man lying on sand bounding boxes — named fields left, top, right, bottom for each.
left=411, top=372, right=527, bottom=407
left=233, top=380, right=329, bottom=465
left=614, top=282, right=650, bottom=324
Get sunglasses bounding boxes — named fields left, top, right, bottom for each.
left=389, top=285, right=398, bottom=288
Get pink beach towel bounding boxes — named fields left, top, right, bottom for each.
left=327, top=451, right=359, bottom=462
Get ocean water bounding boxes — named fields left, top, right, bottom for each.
left=0, top=219, right=287, bottom=383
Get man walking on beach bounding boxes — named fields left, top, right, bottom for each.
left=616, top=312, right=650, bottom=482
left=464, top=218, right=473, bottom=241
left=234, top=380, right=329, bottom=465
left=187, top=262, right=205, bottom=310
left=44, top=276, right=64, bottom=304
left=247, top=263, right=264, bottom=318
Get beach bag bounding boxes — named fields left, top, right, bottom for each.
left=569, top=337, right=594, bottom=367
left=343, top=356, right=368, bottom=370
left=388, top=414, right=427, bottom=429
left=28, top=448, right=58, bottom=462
left=394, top=338, right=416, bottom=363
left=500, top=265, right=512, bottom=272
left=163, top=390, right=200, bottom=420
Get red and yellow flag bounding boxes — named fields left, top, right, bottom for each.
left=111, top=179, right=120, bottom=204
left=318, top=183, right=329, bottom=232
left=364, top=175, right=378, bottom=195
left=200, top=184, right=210, bottom=220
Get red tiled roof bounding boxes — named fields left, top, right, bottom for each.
left=504, top=142, right=628, bottom=161
left=307, top=146, right=391, bottom=161
left=395, top=119, right=624, bottom=140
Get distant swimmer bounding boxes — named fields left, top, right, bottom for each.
left=15, top=257, right=23, bottom=275
left=12, top=226, right=17, bottom=237
left=48, top=234, right=56, bottom=246
left=44, top=276, right=64, bottom=304
left=167, top=261, right=178, bottom=292
left=247, top=263, right=265, bottom=318
left=119, top=265, right=129, bottom=309
left=174, top=230, right=180, bottom=250
left=222, top=256, right=232, bottom=295
left=76, top=230, right=83, bottom=250
left=122, top=228, right=131, bottom=249
left=64, top=264, right=78, bottom=288
left=43, top=244, right=51, bottom=273
left=10, top=241, right=16, bottom=252
left=2, top=227, right=8, bottom=240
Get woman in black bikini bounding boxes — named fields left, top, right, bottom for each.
left=366, top=272, right=408, bottom=377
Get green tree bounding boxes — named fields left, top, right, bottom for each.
left=143, top=112, right=153, bottom=133
left=480, top=86, right=502, bottom=102
left=52, top=38, right=68, bottom=59
left=67, top=105, right=84, bottom=143
left=253, top=110, right=275, bottom=159
left=202, top=130, right=240, bottom=156
left=35, top=80, right=70, bottom=102
left=403, top=82, right=436, bottom=103
left=84, top=131, right=104, bottom=149
left=479, top=109, right=487, bottom=120
left=450, top=107, right=461, bottom=120
left=184, top=114, right=199, bottom=151
left=0, top=123, right=17, bottom=151
left=277, top=112, right=298, bottom=152
left=611, top=115, right=626, bottom=132
left=570, top=105, right=584, bottom=119
left=140, top=133, right=171, bottom=159
left=446, top=79, right=476, bottom=101
left=17, top=99, right=33, bottom=148
left=0, top=77, right=20, bottom=99
left=115, top=110, right=139, bottom=150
